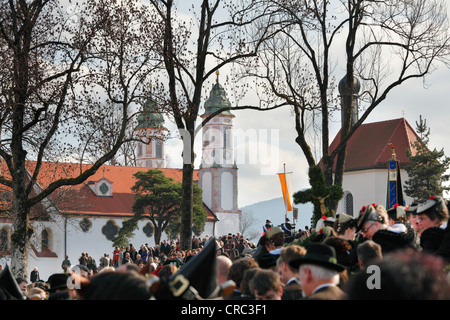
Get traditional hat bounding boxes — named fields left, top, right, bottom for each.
left=356, top=204, right=384, bottom=232
left=47, top=273, right=70, bottom=293
left=414, top=195, right=448, bottom=220
left=324, top=217, right=335, bottom=225
left=242, top=247, right=254, bottom=255
left=405, top=203, right=418, bottom=215
left=154, top=238, right=231, bottom=300
left=0, top=265, right=25, bottom=300
left=337, top=212, right=355, bottom=225
left=265, top=226, right=283, bottom=240
left=288, top=243, right=345, bottom=272
left=387, top=204, right=406, bottom=221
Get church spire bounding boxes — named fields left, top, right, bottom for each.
left=201, top=70, right=233, bottom=117
left=137, top=84, right=165, bottom=129
left=135, top=83, right=166, bottom=168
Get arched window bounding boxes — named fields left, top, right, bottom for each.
left=41, top=229, right=49, bottom=250
left=343, top=191, right=354, bottom=217
left=155, top=140, right=163, bottom=158
left=0, top=228, right=9, bottom=252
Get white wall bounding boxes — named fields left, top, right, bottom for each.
left=338, top=168, right=413, bottom=218
left=21, top=216, right=219, bottom=281
left=215, top=212, right=240, bottom=236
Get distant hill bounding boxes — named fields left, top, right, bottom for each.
left=240, top=197, right=314, bottom=242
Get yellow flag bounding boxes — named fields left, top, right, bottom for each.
left=278, top=173, right=293, bottom=211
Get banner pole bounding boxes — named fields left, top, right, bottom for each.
left=284, top=163, right=288, bottom=221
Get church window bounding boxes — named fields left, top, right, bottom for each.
left=89, top=178, right=113, bottom=197
left=344, top=191, right=354, bottom=216
left=137, top=143, right=143, bottom=156
left=0, top=228, right=9, bottom=252
left=155, top=140, right=163, bottom=158
left=80, top=218, right=92, bottom=232
left=102, top=220, right=119, bottom=241
left=223, top=130, right=227, bottom=149
left=143, top=222, right=154, bottom=237
left=41, top=229, right=49, bottom=250
left=99, top=182, right=109, bottom=195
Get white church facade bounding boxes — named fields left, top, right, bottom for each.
left=0, top=76, right=241, bottom=280
left=333, top=117, right=419, bottom=217
left=330, top=76, right=420, bottom=217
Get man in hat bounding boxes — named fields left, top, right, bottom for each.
left=289, top=243, right=346, bottom=300
left=47, top=273, right=73, bottom=300
left=281, top=218, right=294, bottom=237
left=262, top=219, right=272, bottom=236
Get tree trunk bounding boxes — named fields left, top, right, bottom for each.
left=10, top=185, right=31, bottom=278
left=154, top=225, right=162, bottom=246
left=180, top=128, right=195, bottom=250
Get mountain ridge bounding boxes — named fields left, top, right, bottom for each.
left=240, top=197, right=314, bottom=241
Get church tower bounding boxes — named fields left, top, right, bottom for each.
left=136, top=90, right=166, bottom=168
left=199, top=71, right=241, bottom=236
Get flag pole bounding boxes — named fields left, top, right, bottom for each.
left=284, top=163, right=288, bottom=221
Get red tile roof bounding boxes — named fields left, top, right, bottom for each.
left=325, top=118, right=419, bottom=171
left=2, top=161, right=217, bottom=221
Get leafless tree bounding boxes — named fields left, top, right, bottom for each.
left=148, top=0, right=287, bottom=250
left=246, top=0, right=450, bottom=211
left=0, top=0, right=160, bottom=277
left=240, top=209, right=260, bottom=240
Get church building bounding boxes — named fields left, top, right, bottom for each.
left=0, top=76, right=241, bottom=280
left=330, top=76, right=420, bottom=217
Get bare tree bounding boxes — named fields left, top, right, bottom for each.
left=240, top=209, right=260, bottom=240
left=0, top=0, right=159, bottom=277
left=247, top=0, right=450, bottom=212
left=75, top=0, right=164, bottom=166
left=148, top=0, right=286, bottom=250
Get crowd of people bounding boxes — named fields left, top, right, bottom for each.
left=1, top=194, right=450, bottom=301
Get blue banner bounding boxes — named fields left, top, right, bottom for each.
left=387, top=159, right=405, bottom=209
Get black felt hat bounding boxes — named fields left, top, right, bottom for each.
left=289, top=243, right=346, bottom=272
left=47, top=273, right=70, bottom=293
left=155, top=238, right=221, bottom=300
left=0, top=265, right=25, bottom=300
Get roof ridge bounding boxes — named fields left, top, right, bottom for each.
left=373, top=118, right=403, bottom=164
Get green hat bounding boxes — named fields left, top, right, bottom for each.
left=265, top=227, right=283, bottom=240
